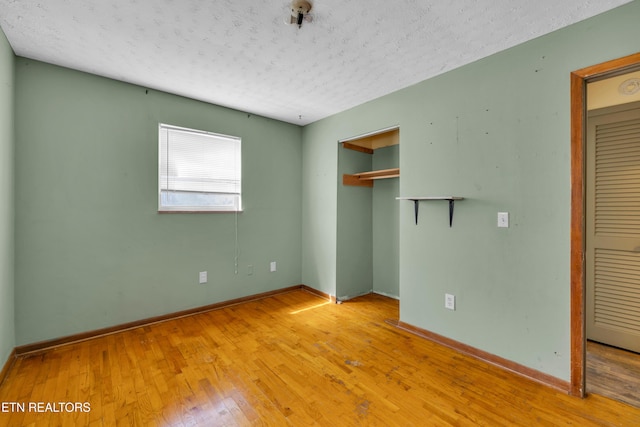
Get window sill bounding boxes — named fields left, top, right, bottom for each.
left=158, top=209, right=243, bottom=214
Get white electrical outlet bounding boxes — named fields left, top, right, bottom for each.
left=445, top=293, right=456, bottom=310
left=497, top=212, right=509, bottom=228
left=199, top=271, right=207, bottom=284
left=270, top=261, right=277, bottom=272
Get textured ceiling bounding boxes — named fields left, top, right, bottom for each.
left=0, top=0, right=633, bottom=125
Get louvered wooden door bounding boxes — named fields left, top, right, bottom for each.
left=587, top=103, right=640, bottom=353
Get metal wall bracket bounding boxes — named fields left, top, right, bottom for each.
left=396, top=197, right=464, bottom=226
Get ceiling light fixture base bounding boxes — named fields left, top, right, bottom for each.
left=287, top=0, right=313, bottom=28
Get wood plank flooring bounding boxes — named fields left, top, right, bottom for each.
left=587, top=340, right=640, bottom=408
left=1, top=290, right=640, bottom=426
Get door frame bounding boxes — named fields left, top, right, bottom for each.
left=570, top=52, right=640, bottom=397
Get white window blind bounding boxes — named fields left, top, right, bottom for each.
left=159, top=124, right=241, bottom=212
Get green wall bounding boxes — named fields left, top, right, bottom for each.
left=302, top=1, right=640, bottom=381
left=336, top=144, right=373, bottom=300
left=372, top=145, right=399, bottom=298
left=14, top=60, right=303, bottom=345
left=0, top=28, right=15, bottom=367
left=302, top=116, right=399, bottom=299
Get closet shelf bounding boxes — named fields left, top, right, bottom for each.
left=396, top=196, right=464, bottom=226
left=343, top=168, right=400, bottom=187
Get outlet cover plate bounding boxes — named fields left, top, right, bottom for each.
left=270, top=261, right=277, bottom=272
left=445, top=293, right=455, bottom=310
left=199, top=271, right=207, bottom=284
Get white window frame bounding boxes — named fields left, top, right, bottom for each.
left=158, top=123, right=242, bottom=212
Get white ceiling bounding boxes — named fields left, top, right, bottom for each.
left=0, top=0, right=633, bottom=125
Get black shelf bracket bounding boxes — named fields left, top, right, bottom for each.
left=396, top=197, right=464, bottom=227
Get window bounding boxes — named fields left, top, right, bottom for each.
left=159, top=123, right=241, bottom=212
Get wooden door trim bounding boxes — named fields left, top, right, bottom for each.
left=570, top=52, right=640, bottom=397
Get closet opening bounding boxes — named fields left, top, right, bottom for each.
left=336, top=126, right=400, bottom=302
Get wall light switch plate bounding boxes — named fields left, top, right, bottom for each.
left=497, top=212, right=509, bottom=228
left=270, top=261, right=277, bottom=272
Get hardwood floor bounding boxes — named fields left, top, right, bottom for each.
left=1, top=290, right=640, bottom=426
left=587, top=340, right=640, bottom=408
